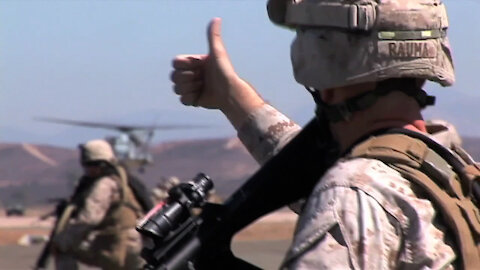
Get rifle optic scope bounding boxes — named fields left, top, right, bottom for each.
left=136, top=173, right=213, bottom=243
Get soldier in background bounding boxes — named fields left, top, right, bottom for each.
left=152, top=176, right=223, bottom=204
left=426, top=119, right=463, bottom=148
left=52, top=139, right=145, bottom=270
left=151, top=176, right=180, bottom=203
left=206, top=189, right=223, bottom=204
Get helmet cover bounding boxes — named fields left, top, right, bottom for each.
left=80, top=139, right=117, bottom=165
left=267, top=0, right=455, bottom=90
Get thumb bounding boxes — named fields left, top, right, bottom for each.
left=207, top=18, right=227, bottom=59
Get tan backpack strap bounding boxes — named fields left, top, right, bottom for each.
left=464, top=164, right=480, bottom=188
left=53, top=204, right=76, bottom=236
left=461, top=165, right=480, bottom=235
left=351, top=134, right=464, bottom=198
left=112, top=165, right=142, bottom=216
left=113, top=165, right=128, bottom=202
left=394, top=164, right=480, bottom=269
left=350, top=134, right=427, bottom=168
left=423, top=149, right=464, bottom=199
left=464, top=164, right=480, bottom=176
left=350, top=133, right=480, bottom=269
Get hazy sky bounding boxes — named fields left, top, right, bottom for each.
left=1, top=0, right=479, bottom=147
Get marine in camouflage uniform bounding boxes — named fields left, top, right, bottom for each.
left=238, top=105, right=462, bottom=269
left=52, top=140, right=145, bottom=270
left=170, top=0, right=477, bottom=269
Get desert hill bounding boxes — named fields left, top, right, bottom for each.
left=1, top=135, right=480, bottom=207
left=0, top=138, right=258, bottom=207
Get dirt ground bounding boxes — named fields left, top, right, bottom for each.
left=0, top=240, right=292, bottom=270
left=0, top=210, right=297, bottom=269
left=0, top=211, right=296, bottom=244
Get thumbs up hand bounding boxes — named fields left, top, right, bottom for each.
left=171, top=18, right=238, bottom=109
left=171, top=18, right=264, bottom=127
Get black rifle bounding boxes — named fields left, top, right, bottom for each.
left=137, top=116, right=339, bottom=270
left=34, top=198, right=69, bottom=270
left=39, top=198, right=68, bottom=221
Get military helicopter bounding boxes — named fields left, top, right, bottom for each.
left=36, top=117, right=207, bottom=172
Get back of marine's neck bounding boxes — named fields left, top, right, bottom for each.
left=319, top=81, right=427, bottom=152
left=330, top=108, right=426, bottom=153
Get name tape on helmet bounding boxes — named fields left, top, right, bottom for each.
left=378, top=40, right=437, bottom=59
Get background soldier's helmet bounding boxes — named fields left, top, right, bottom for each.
left=426, top=119, right=462, bottom=148
left=79, top=139, right=117, bottom=165
left=267, top=0, right=455, bottom=90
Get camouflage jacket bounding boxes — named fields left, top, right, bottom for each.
left=53, top=176, right=141, bottom=254
left=237, top=104, right=458, bottom=269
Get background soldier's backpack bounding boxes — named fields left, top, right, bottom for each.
left=126, top=172, right=154, bottom=212
left=349, top=129, right=480, bottom=269
left=113, top=165, right=154, bottom=213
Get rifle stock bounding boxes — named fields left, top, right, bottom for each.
left=139, top=117, right=338, bottom=269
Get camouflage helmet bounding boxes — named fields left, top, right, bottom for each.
left=267, top=0, right=455, bottom=91
left=426, top=119, right=462, bottom=147
left=79, top=139, right=117, bottom=165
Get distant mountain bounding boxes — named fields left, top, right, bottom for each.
left=423, top=89, right=480, bottom=137
left=1, top=135, right=480, bottom=207
left=0, top=143, right=81, bottom=206
left=145, top=137, right=258, bottom=195
left=0, top=137, right=258, bottom=207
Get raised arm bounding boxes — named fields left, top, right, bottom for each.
left=170, top=18, right=300, bottom=163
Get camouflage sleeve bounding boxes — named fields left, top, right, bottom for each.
left=75, top=176, right=119, bottom=225
left=282, top=158, right=456, bottom=269
left=53, top=176, right=120, bottom=251
left=237, top=103, right=301, bottom=164
left=282, top=186, right=401, bottom=269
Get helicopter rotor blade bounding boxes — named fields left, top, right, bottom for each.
left=35, top=117, right=210, bottom=132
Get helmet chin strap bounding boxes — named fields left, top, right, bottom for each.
left=307, top=78, right=436, bottom=123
